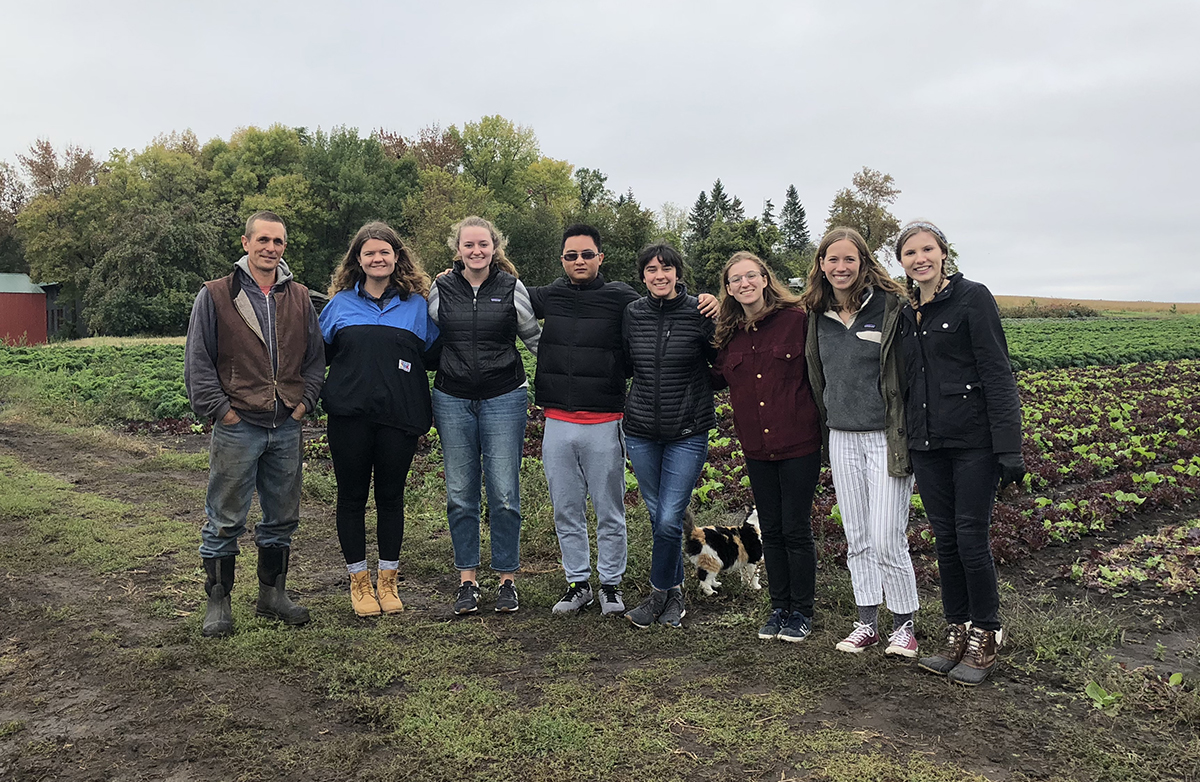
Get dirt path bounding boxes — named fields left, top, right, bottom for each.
left=1, top=420, right=1197, bottom=782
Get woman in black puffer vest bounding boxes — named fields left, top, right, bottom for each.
left=622, top=243, right=716, bottom=629
left=428, top=216, right=541, bottom=617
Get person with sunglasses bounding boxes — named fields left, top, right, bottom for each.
left=529, top=225, right=717, bottom=617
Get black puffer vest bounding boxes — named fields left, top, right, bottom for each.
left=622, top=285, right=717, bottom=441
left=433, top=265, right=524, bottom=400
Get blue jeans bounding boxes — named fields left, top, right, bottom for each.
left=625, top=433, right=709, bottom=591
left=432, top=387, right=528, bottom=573
left=199, top=416, right=303, bottom=559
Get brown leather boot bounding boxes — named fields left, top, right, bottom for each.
left=349, top=570, right=382, bottom=617
left=376, top=569, right=404, bottom=615
left=949, top=627, right=1000, bottom=686
left=917, top=622, right=970, bottom=675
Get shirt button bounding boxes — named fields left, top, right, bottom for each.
left=942, top=322, right=949, bottom=328
left=965, top=384, right=972, bottom=390
left=785, top=353, right=791, bottom=358
left=922, top=330, right=928, bottom=335
left=756, top=373, right=762, bottom=379
left=763, top=428, right=770, bottom=433
left=759, top=401, right=765, bottom=407
left=925, top=440, right=929, bottom=446
left=923, top=403, right=927, bottom=408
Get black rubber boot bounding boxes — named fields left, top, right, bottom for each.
left=255, top=547, right=310, bottom=626
left=202, top=556, right=235, bottom=637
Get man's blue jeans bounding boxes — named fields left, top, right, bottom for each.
left=625, top=432, right=709, bottom=591
left=199, top=416, right=303, bottom=559
left=432, top=387, right=528, bottom=573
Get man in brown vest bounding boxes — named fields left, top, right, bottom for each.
left=184, top=211, right=325, bottom=637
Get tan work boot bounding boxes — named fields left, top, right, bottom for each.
left=948, top=626, right=1001, bottom=686
left=350, top=570, right=382, bottom=617
left=917, top=622, right=970, bottom=675
left=377, top=569, right=404, bottom=614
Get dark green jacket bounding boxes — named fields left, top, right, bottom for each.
left=804, top=290, right=912, bottom=477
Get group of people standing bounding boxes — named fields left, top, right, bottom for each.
left=184, top=208, right=1024, bottom=687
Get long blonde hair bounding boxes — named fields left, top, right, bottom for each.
left=447, top=216, right=518, bottom=277
left=802, top=227, right=904, bottom=314
left=713, top=251, right=801, bottom=349
left=328, top=221, right=430, bottom=299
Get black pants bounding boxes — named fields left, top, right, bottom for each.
left=745, top=452, right=821, bottom=618
left=910, top=447, right=1001, bottom=631
left=327, top=415, right=419, bottom=564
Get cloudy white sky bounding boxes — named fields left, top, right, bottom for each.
left=4, top=0, right=1198, bottom=300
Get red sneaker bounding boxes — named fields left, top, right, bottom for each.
left=885, top=621, right=919, bottom=658
left=835, top=622, right=880, bottom=654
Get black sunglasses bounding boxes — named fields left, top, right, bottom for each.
left=562, top=250, right=599, bottom=261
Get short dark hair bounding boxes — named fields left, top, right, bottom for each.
left=636, top=242, right=685, bottom=277
left=561, top=223, right=602, bottom=253
left=244, top=210, right=287, bottom=241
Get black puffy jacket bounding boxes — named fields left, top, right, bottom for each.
left=900, top=273, right=1023, bottom=453
left=622, top=285, right=717, bottom=441
left=432, top=266, right=524, bottom=400
left=530, top=274, right=639, bottom=413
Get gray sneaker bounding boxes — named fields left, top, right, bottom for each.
left=625, top=588, right=667, bottom=628
left=778, top=611, right=812, bottom=643
left=454, top=581, right=481, bottom=615
left=552, top=581, right=594, bottom=614
left=657, top=587, right=686, bottom=628
left=494, top=580, right=519, bottom=613
left=599, top=583, right=625, bottom=616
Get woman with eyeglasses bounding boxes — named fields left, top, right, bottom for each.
left=712, top=251, right=822, bottom=642
left=802, top=228, right=921, bottom=658
left=896, top=219, right=1024, bottom=686
left=428, top=216, right=541, bottom=616
left=621, top=243, right=717, bottom=629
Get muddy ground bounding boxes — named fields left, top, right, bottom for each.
left=0, top=419, right=1197, bottom=782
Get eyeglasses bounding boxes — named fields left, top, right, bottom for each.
left=727, top=271, right=762, bottom=286
left=562, top=250, right=599, bottom=262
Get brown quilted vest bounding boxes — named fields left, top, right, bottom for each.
left=205, top=272, right=310, bottom=412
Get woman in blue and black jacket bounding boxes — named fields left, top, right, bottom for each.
left=897, top=219, right=1024, bottom=687
left=320, top=222, right=440, bottom=618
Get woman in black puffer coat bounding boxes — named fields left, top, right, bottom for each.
left=621, top=243, right=716, bottom=629
left=897, top=219, right=1024, bottom=687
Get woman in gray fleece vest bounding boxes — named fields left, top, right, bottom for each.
left=803, top=227, right=921, bottom=659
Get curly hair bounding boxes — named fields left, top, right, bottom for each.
left=447, top=216, right=518, bottom=277
left=802, top=227, right=905, bottom=314
left=713, top=251, right=801, bottom=350
left=328, top=221, right=430, bottom=299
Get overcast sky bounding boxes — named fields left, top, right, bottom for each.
left=4, top=0, right=1198, bottom=301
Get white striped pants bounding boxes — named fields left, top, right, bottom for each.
left=829, top=428, right=920, bottom=614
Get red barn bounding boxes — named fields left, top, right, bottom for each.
left=0, top=273, right=49, bottom=345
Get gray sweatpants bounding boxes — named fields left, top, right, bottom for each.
left=542, top=417, right=628, bottom=585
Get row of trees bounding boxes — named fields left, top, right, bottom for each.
left=0, top=117, right=904, bottom=336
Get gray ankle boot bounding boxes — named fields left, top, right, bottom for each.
left=255, top=547, right=310, bottom=626
left=202, top=556, right=235, bottom=637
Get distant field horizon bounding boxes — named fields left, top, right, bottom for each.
left=993, top=295, right=1200, bottom=313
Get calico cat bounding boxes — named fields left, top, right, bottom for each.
left=683, top=507, right=763, bottom=596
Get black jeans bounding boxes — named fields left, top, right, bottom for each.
left=745, top=452, right=821, bottom=618
left=327, top=415, right=419, bottom=564
left=910, top=447, right=1001, bottom=631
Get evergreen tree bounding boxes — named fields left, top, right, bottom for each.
left=761, top=198, right=776, bottom=228
left=727, top=195, right=745, bottom=222
left=709, top=179, right=731, bottom=221
left=687, top=190, right=715, bottom=242
left=780, top=184, right=810, bottom=253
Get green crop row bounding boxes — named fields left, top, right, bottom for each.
left=0, top=344, right=191, bottom=422
left=1004, top=315, right=1200, bottom=370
